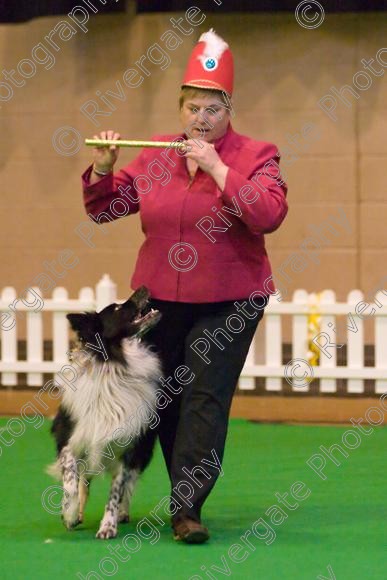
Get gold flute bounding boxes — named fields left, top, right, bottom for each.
left=84, top=138, right=188, bottom=149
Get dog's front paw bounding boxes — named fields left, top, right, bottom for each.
left=96, top=523, right=118, bottom=539
left=62, top=515, right=81, bottom=530
left=62, top=495, right=80, bottom=530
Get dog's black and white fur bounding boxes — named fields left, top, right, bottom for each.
left=48, top=286, right=162, bottom=539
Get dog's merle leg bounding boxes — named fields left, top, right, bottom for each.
left=116, top=428, right=157, bottom=524
left=60, top=446, right=80, bottom=530
left=118, top=468, right=140, bottom=523
left=96, top=464, right=130, bottom=539
left=78, top=478, right=90, bottom=524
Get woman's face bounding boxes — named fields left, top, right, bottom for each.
left=180, top=95, right=230, bottom=143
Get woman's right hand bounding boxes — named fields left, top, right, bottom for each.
left=93, top=130, right=121, bottom=172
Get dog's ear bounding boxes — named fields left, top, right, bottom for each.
left=66, top=313, right=91, bottom=333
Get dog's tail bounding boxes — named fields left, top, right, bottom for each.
left=46, top=460, right=62, bottom=480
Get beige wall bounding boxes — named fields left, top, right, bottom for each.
left=1, top=10, right=386, bottom=305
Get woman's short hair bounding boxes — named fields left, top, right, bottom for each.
left=179, top=86, right=231, bottom=110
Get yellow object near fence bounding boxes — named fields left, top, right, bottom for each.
left=307, top=292, right=322, bottom=369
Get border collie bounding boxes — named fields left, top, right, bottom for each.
left=48, top=286, right=162, bottom=539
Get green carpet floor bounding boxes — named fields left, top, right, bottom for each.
left=0, top=417, right=385, bottom=580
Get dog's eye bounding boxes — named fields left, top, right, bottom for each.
left=114, top=305, right=122, bottom=312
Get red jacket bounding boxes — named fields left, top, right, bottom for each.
left=82, top=125, right=288, bottom=303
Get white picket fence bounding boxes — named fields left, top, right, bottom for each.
left=0, top=274, right=386, bottom=394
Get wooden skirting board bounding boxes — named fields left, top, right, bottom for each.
left=0, top=390, right=386, bottom=424
left=230, top=395, right=387, bottom=425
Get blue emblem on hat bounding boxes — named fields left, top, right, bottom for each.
left=204, top=57, right=218, bottom=71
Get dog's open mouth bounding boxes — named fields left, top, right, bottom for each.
left=133, top=306, right=158, bottom=324
left=132, top=304, right=161, bottom=338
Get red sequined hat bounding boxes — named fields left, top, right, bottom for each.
left=182, top=29, right=234, bottom=96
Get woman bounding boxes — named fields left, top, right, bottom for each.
left=82, top=30, right=288, bottom=543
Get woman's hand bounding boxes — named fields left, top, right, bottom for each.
left=184, top=139, right=229, bottom=191
left=92, top=130, right=121, bottom=172
left=183, top=139, right=222, bottom=174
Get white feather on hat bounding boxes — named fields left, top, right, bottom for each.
left=197, top=29, right=229, bottom=67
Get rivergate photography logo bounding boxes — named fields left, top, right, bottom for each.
left=79, top=5, right=209, bottom=127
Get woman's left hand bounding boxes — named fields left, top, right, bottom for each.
left=183, top=139, right=225, bottom=175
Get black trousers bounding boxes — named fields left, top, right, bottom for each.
left=147, top=296, right=266, bottom=523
